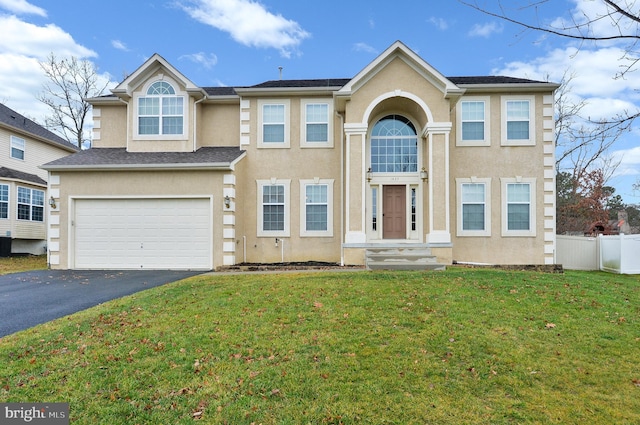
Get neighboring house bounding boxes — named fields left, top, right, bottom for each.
left=0, top=103, right=79, bottom=255
left=42, top=41, right=559, bottom=270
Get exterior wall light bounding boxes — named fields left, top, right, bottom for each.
left=366, top=167, right=372, bottom=182
left=224, top=195, right=231, bottom=208
left=49, top=196, right=57, bottom=209
left=420, top=167, right=428, bottom=181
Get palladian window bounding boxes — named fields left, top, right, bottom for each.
left=370, top=115, right=418, bottom=173
left=137, top=81, right=184, bottom=135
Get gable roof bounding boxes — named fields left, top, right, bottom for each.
left=111, top=53, right=204, bottom=99
left=0, top=103, right=79, bottom=152
left=42, top=147, right=246, bottom=171
left=0, top=166, right=47, bottom=186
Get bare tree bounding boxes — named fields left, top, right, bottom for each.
left=38, top=53, right=110, bottom=148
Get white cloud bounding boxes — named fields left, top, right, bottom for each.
left=428, top=17, right=449, bottom=31
left=0, top=0, right=46, bottom=16
left=0, top=14, right=101, bottom=126
left=179, top=52, right=218, bottom=69
left=178, top=0, right=310, bottom=58
left=353, top=42, right=378, bottom=54
left=111, top=40, right=129, bottom=52
left=468, top=21, right=503, bottom=38
left=0, top=15, right=96, bottom=59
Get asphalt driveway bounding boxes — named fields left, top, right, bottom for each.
left=0, top=270, right=202, bottom=337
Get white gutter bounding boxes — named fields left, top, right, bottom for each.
left=193, top=94, right=206, bottom=152
left=337, top=110, right=345, bottom=266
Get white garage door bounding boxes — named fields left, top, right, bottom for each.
left=74, top=198, right=212, bottom=270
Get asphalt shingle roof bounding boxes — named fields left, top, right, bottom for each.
left=0, top=103, right=79, bottom=151
left=0, top=167, right=47, bottom=186
left=42, top=147, right=246, bottom=169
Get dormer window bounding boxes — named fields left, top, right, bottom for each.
left=137, top=81, right=184, bottom=136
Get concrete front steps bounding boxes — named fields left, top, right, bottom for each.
left=365, top=246, right=446, bottom=271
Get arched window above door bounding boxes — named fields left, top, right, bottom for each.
left=370, top=115, right=418, bottom=173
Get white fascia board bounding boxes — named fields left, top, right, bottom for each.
left=41, top=163, right=237, bottom=172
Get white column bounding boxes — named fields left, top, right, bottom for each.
left=344, top=123, right=368, bottom=244
left=425, top=122, right=452, bottom=244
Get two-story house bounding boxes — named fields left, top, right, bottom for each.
left=0, top=103, right=79, bottom=256
left=42, top=41, right=559, bottom=270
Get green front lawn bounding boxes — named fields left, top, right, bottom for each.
left=1, top=268, right=638, bottom=424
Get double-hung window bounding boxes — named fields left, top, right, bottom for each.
left=457, top=97, right=490, bottom=146
left=259, top=100, right=290, bottom=148
left=502, top=96, right=535, bottom=145
left=10, top=136, right=25, bottom=160
left=456, top=178, right=491, bottom=236
left=257, top=179, right=290, bottom=237
left=300, top=179, right=334, bottom=237
left=0, top=184, right=8, bottom=219
left=137, top=81, right=185, bottom=137
left=301, top=100, right=333, bottom=147
left=17, top=187, right=44, bottom=222
left=501, top=178, right=536, bottom=236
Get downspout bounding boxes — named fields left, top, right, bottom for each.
left=117, top=98, right=129, bottom=150
left=337, top=111, right=345, bottom=266
left=193, top=93, right=206, bottom=152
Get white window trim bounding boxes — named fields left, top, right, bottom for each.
left=501, top=177, right=537, bottom=237
left=258, top=99, right=290, bottom=149
left=10, top=135, right=25, bottom=160
left=456, top=177, right=492, bottom=237
left=133, top=77, right=188, bottom=141
left=17, top=186, right=44, bottom=222
left=300, top=179, right=334, bottom=237
left=501, top=95, right=535, bottom=146
left=257, top=179, right=291, bottom=237
left=0, top=183, right=9, bottom=220
left=300, top=99, right=334, bottom=148
left=456, top=96, right=490, bottom=146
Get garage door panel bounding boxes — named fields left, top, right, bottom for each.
left=74, top=198, right=212, bottom=270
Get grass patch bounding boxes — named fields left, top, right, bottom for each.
left=0, top=268, right=638, bottom=424
left=0, top=255, right=47, bottom=275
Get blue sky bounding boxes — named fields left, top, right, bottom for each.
left=0, top=0, right=638, bottom=201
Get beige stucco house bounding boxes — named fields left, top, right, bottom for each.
left=0, top=103, right=78, bottom=255
left=42, top=41, right=559, bottom=270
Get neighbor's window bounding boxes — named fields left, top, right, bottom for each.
left=17, top=187, right=44, bottom=222
left=10, top=136, right=25, bottom=160
left=137, top=81, right=184, bottom=136
left=370, top=115, right=418, bottom=173
left=0, top=184, right=8, bottom=219
left=300, top=180, right=334, bottom=237
left=502, top=96, right=535, bottom=146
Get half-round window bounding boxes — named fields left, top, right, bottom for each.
left=147, top=81, right=175, bottom=95
left=370, top=115, right=418, bottom=173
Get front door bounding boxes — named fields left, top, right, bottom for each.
left=383, top=185, right=406, bottom=239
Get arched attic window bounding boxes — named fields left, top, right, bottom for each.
left=370, top=115, right=418, bottom=173
left=138, top=81, right=184, bottom=135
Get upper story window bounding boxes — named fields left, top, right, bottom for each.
left=502, top=96, right=535, bottom=146
left=0, top=184, right=8, bottom=219
left=301, top=99, right=333, bottom=148
left=17, top=187, right=44, bottom=222
left=258, top=99, right=290, bottom=148
left=136, top=81, right=185, bottom=137
left=10, top=136, right=25, bottom=160
left=457, top=97, right=490, bottom=146
left=370, top=115, right=418, bottom=173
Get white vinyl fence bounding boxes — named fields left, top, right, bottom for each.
left=556, top=234, right=640, bottom=274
